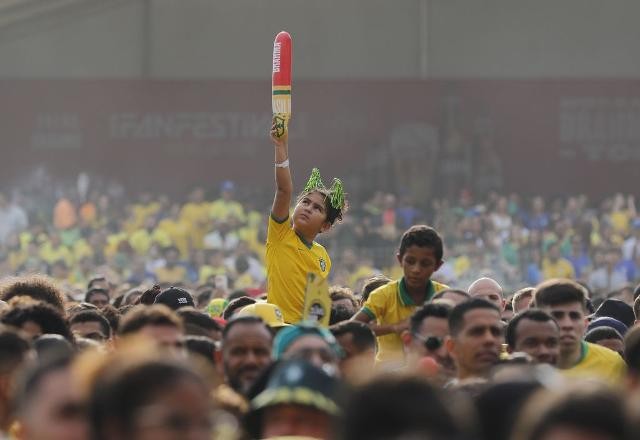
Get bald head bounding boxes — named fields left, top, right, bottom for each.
left=467, top=278, right=504, bottom=311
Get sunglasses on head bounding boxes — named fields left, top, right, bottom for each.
left=412, top=333, right=444, bottom=351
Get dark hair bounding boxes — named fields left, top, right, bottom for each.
left=85, top=288, right=109, bottom=304
left=222, top=315, right=270, bottom=341
left=361, top=275, right=391, bottom=302
left=222, top=296, right=256, bottom=321
left=0, top=275, right=66, bottom=312
left=634, top=295, right=640, bottom=321
left=137, top=285, right=162, bottom=306
left=227, top=290, right=248, bottom=302
left=518, top=385, right=633, bottom=440
left=398, top=225, right=443, bottom=261
left=0, top=328, right=30, bottom=374
left=533, top=279, right=587, bottom=310
left=184, top=335, right=216, bottom=366
left=118, top=305, right=182, bottom=336
left=329, top=286, right=358, bottom=309
left=330, top=321, right=376, bottom=353
left=69, top=310, right=112, bottom=338
left=14, top=353, right=74, bottom=416
left=624, top=325, right=640, bottom=375
left=432, top=288, right=471, bottom=302
left=329, top=305, right=355, bottom=325
left=177, top=307, right=222, bottom=336
left=89, top=358, right=206, bottom=440
left=87, top=275, right=108, bottom=290
left=1, top=302, right=73, bottom=341
left=449, top=298, right=500, bottom=337
left=339, top=376, right=465, bottom=440
left=410, top=302, right=452, bottom=335
left=297, top=187, right=347, bottom=226
left=584, top=327, right=623, bottom=344
left=100, top=305, right=121, bottom=333
left=505, top=309, right=558, bottom=349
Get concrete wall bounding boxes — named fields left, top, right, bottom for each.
left=0, top=0, right=639, bottom=78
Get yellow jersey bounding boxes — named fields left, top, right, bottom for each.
left=266, top=215, right=331, bottom=324
left=563, top=341, right=626, bottom=385
left=542, top=258, right=575, bottom=279
left=361, top=278, right=448, bottom=365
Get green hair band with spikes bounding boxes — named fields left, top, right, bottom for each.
left=329, top=178, right=345, bottom=211
left=303, top=168, right=325, bottom=193
left=303, top=168, right=346, bottom=211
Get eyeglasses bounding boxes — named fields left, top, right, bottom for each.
left=412, top=333, right=444, bottom=351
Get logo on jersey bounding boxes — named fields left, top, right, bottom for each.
left=319, top=258, right=326, bottom=272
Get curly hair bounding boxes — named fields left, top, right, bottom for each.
left=1, top=301, right=73, bottom=341
left=0, top=275, right=66, bottom=312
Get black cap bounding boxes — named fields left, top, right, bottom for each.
left=594, top=299, right=635, bottom=329
left=154, top=287, right=195, bottom=310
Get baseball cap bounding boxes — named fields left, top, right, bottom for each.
left=154, top=287, right=195, bottom=310
left=237, top=303, right=290, bottom=328
left=244, top=359, right=341, bottom=438
left=207, top=298, right=229, bottom=318
left=593, top=299, right=635, bottom=329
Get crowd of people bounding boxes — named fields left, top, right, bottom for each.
left=0, top=167, right=639, bottom=302
left=0, top=129, right=639, bottom=438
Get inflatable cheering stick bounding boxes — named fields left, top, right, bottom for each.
left=272, top=31, right=292, bottom=138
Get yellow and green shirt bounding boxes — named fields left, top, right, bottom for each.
left=361, top=278, right=448, bottom=365
left=266, top=215, right=331, bottom=324
left=563, top=341, right=626, bottom=385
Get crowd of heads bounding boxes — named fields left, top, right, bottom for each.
left=1, top=174, right=640, bottom=438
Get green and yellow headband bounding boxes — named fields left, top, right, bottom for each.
left=303, top=168, right=346, bottom=211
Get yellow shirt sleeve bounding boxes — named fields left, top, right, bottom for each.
left=362, top=287, right=389, bottom=321
left=267, top=214, right=292, bottom=244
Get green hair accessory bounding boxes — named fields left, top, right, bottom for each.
left=329, top=178, right=345, bottom=211
left=303, top=168, right=346, bottom=210
left=303, top=168, right=325, bottom=193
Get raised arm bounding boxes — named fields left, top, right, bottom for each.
left=271, top=119, right=292, bottom=222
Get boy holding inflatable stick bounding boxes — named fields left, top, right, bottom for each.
left=267, top=31, right=347, bottom=323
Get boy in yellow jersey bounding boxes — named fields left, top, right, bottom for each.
left=353, top=225, right=448, bottom=367
left=533, top=278, right=626, bottom=385
left=267, top=120, right=347, bottom=323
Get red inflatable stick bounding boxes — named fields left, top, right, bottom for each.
left=272, top=31, right=292, bottom=138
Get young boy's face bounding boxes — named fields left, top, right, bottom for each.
left=397, top=245, right=442, bottom=291
left=293, top=192, right=330, bottom=237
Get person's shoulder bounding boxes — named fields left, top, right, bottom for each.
left=586, top=342, right=625, bottom=365
left=368, top=279, right=399, bottom=299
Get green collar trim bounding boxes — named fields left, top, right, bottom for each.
left=398, top=278, right=435, bottom=307
left=294, top=230, right=314, bottom=249
left=575, top=341, right=588, bottom=366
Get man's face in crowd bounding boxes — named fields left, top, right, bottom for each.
left=511, top=318, right=559, bottom=366
left=335, top=332, right=375, bottom=382
left=332, top=298, right=356, bottom=316
left=222, top=323, right=273, bottom=394
left=468, top=279, right=505, bottom=311
left=447, top=308, right=503, bottom=379
left=540, top=302, right=586, bottom=355
left=407, top=315, right=454, bottom=375
left=283, top=335, right=338, bottom=371
left=18, top=367, right=88, bottom=440
left=70, top=321, right=109, bottom=342
left=88, top=293, right=109, bottom=309
left=139, top=325, right=185, bottom=356
left=262, top=404, right=332, bottom=440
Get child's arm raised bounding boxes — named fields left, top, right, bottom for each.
left=270, top=120, right=292, bottom=222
